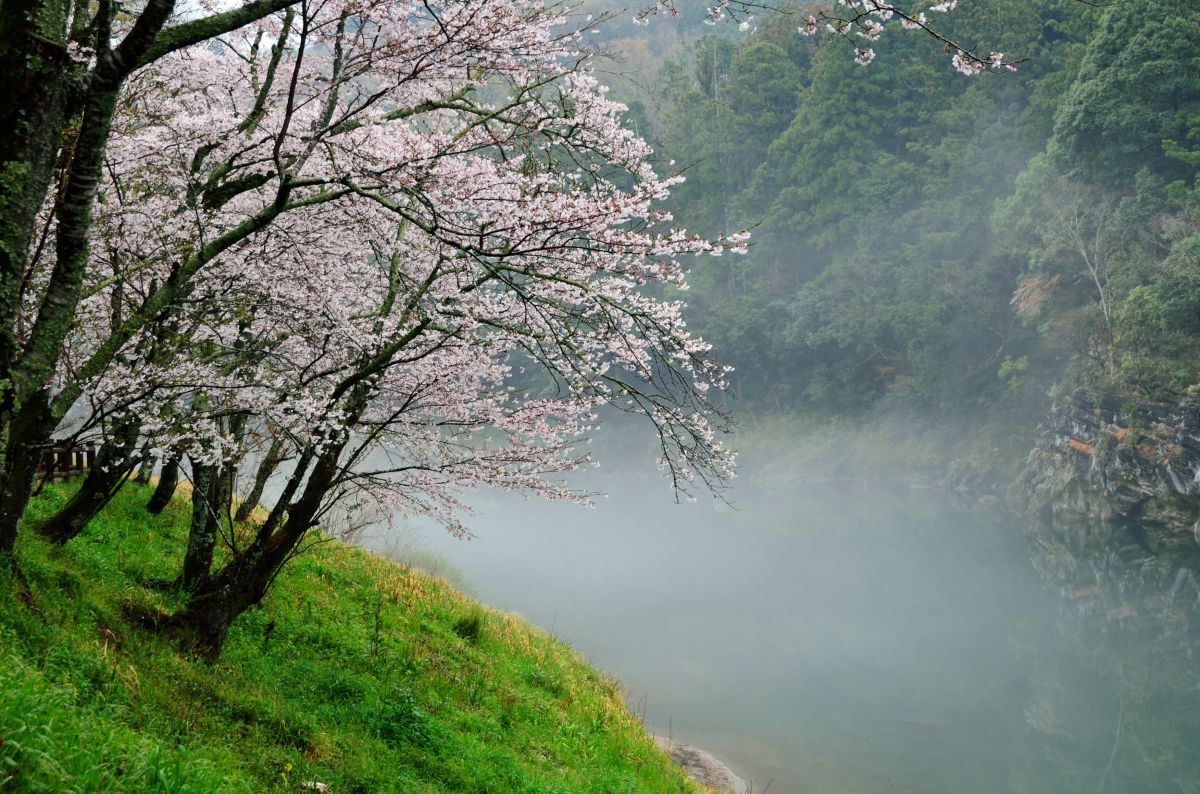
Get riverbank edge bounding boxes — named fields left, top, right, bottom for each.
left=0, top=481, right=715, bottom=793
left=653, top=736, right=750, bottom=794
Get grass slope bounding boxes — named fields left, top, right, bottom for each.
left=0, top=483, right=707, bottom=793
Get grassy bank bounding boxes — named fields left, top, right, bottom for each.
left=0, top=483, right=706, bottom=793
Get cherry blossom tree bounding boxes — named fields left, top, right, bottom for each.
left=0, top=0, right=319, bottom=557
left=0, top=0, right=1010, bottom=567
left=16, top=0, right=756, bottom=655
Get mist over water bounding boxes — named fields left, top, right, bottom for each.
left=356, top=452, right=1165, bottom=793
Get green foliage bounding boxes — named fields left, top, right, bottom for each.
left=1050, top=0, right=1200, bottom=188
left=373, top=686, right=437, bottom=748
left=647, top=1, right=1082, bottom=415
left=451, top=608, right=486, bottom=645
left=999, top=356, right=1030, bottom=391
left=639, top=0, right=1200, bottom=420
left=0, top=483, right=704, bottom=793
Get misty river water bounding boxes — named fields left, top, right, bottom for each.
left=359, top=462, right=1200, bottom=793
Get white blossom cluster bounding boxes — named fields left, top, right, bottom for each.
left=33, top=0, right=742, bottom=533
left=796, top=1, right=1019, bottom=75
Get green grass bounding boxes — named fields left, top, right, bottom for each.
left=0, top=483, right=707, bottom=793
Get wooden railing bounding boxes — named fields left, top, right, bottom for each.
left=37, top=443, right=97, bottom=482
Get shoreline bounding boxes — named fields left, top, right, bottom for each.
left=652, top=735, right=749, bottom=794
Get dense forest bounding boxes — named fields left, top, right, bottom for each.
left=596, top=0, right=1200, bottom=457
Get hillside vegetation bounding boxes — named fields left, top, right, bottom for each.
left=0, top=483, right=705, bottom=794
left=612, top=0, right=1200, bottom=462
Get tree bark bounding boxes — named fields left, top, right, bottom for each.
left=146, top=455, right=179, bottom=513
left=133, top=441, right=153, bottom=485
left=0, top=0, right=76, bottom=403
left=0, top=0, right=76, bottom=560
left=36, top=433, right=137, bottom=544
left=0, top=83, right=118, bottom=560
left=0, top=396, right=54, bottom=557
left=234, top=437, right=284, bottom=523
left=172, top=442, right=342, bottom=659
left=180, top=460, right=219, bottom=590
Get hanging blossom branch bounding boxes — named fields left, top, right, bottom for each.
left=799, top=0, right=1024, bottom=73
left=636, top=0, right=1025, bottom=75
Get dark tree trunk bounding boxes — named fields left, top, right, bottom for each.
left=0, top=397, right=54, bottom=557
left=0, top=451, right=35, bottom=560
left=0, top=85, right=118, bottom=560
left=234, top=437, right=284, bottom=523
left=147, top=456, right=179, bottom=513
left=180, top=460, right=219, bottom=590
left=133, top=441, right=153, bottom=485
left=0, top=1, right=76, bottom=401
left=173, top=443, right=342, bottom=659
left=36, top=435, right=136, bottom=543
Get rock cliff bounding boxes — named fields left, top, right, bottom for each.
left=1020, top=389, right=1200, bottom=587
left=1017, top=389, right=1200, bottom=779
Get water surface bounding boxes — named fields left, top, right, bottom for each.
left=361, top=467, right=1195, bottom=792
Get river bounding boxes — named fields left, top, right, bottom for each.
left=359, top=463, right=1200, bottom=793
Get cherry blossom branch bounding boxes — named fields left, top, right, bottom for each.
left=135, top=0, right=303, bottom=70
left=799, top=1, right=1023, bottom=73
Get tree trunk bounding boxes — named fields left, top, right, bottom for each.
left=180, top=460, right=219, bottom=590
left=0, top=397, right=54, bottom=557
left=36, top=437, right=136, bottom=543
left=147, top=456, right=179, bottom=513
left=0, top=453, right=34, bottom=560
left=133, top=441, right=153, bottom=485
left=0, top=449, right=37, bottom=559
left=172, top=443, right=342, bottom=659
left=234, top=437, right=284, bottom=523
left=0, top=82, right=119, bottom=559
left=0, top=3, right=75, bottom=405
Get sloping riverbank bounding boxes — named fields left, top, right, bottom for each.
left=0, top=482, right=714, bottom=793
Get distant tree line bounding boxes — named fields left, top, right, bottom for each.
left=645, top=0, right=1200, bottom=422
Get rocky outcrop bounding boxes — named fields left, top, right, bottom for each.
left=1018, top=390, right=1200, bottom=766
left=653, top=736, right=748, bottom=794
left=1020, top=389, right=1200, bottom=584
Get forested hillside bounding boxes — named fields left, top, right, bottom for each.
left=613, top=0, right=1200, bottom=452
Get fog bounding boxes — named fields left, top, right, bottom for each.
left=357, top=451, right=1136, bottom=793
